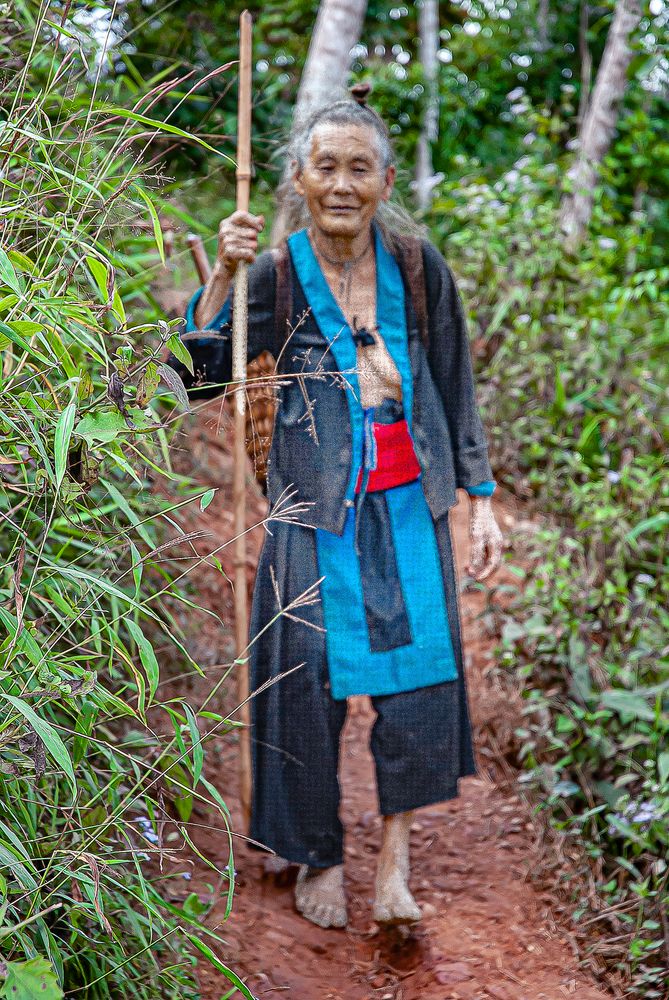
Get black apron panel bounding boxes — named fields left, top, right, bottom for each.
left=357, top=396, right=413, bottom=653
left=358, top=491, right=413, bottom=653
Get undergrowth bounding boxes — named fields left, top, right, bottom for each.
left=431, top=136, right=668, bottom=997
left=0, top=5, right=254, bottom=997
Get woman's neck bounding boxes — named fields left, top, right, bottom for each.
left=309, top=223, right=374, bottom=263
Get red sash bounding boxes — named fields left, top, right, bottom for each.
left=355, top=418, right=421, bottom=494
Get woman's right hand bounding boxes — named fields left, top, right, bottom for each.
left=216, top=210, right=265, bottom=277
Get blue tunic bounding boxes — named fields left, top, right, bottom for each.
left=287, top=227, right=489, bottom=699
left=181, top=227, right=497, bottom=701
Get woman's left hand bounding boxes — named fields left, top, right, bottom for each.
left=465, top=497, right=503, bottom=581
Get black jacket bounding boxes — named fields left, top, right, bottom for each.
left=165, top=237, right=494, bottom=534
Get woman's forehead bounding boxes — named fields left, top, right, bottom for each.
left=309, top=122, right=382, bottom=162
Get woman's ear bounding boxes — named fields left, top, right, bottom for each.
left=291, top=159, right=305, bottom=198
left=382, top=164, right=397, bottom=202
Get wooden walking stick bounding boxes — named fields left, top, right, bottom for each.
left=233, top=10, right=253, bottom=828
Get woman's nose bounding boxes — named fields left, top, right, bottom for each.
left=332, top=169, right=353, bottom=193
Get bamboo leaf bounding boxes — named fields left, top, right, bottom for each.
left=135, top=186, right=165, bottom=265
left=199, top=489, right=215, bottom=512
left=125, top=620, right=160, bottom=703
left=0, top=247, right=24, bottom=295
left=0, top=694, right=76, bottom=793
left=0, top=321, right=52, bottom=365
left=85, top=255, right=109, bottom=301
left=54, top=401, right=76, bottom=488
left=100, top=477, right=154, bottom=549
left=94, top=107, right=234, bottom=161
left=184, top=934, right=256, bottom=999
left=184, top=705, right=203, bottom=787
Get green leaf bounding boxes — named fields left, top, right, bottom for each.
left=0, top=695, right=76, bottom=794
left=0, top=321, right=52, bottom=365
left=135, top=186, right=165, bottom=264
left=0, top=957, right=63, bottom=999
left=74, top=410, right=127, bottom=445
left=54, top=402, right=76, bottom=488
left=136, top=361, right=160, bottom=407
left=7, top=250, right=38, bottom=275
left=158, top=363, right=192, bottom=411
left=0, top=955, right=64, bottom=1000
left=658, top=752, right=669, bottom=787
left=199, top=489, right=216, bottom=511
left=100, top=477, right=154, bottom=549
left=599, top=689, right=656, bottom=722
left=184, top=934, right=256, bottom=999
left=0, top=608, right=43, bottom=666
left=93, top=107, right=234, bottom=161
left=85, top=255, right=109, bottom=301
left=553, top=364, right=566, bottom=415
left=184, top=704, right=203, bottom=787
left=9, top=321, right=44, bottom=337
left=125, top=620, right=160, bottom=703
left=0, top=248, right=24, bottom=295
left=167, top=334, right=194, bottom=376
left=625, top=512, right=669, bottom=544
left=129, top=542, right=143, bottom=598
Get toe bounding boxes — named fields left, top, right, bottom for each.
left=373, top=902, right=392, bottom=923
left=312, top=903, right=330, bottom=928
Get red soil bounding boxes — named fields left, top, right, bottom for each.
left=157, top=398, right=614, bottom=1000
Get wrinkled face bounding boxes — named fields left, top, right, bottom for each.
left=292, top=122, right=396, bottom=239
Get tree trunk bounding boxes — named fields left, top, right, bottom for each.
left=414, top=0, right=440, bottom=212
left=295, top=0, right=368, bottom=122
left=538, top=0, right=550, bottom=51
left=578, top=0, right=592, bottom=125
left=271, top=0, right=368, bottom=245
left=559, top=0, right=641, bottom=249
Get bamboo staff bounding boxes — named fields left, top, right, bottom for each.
left=233, top=10, right=253, bottom=828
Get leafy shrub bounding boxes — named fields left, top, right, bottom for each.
left=0, top=6, right=252, bottom=997
left=430, top=148, right=668, bottom=996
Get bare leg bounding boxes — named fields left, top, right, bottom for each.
left=373, top=811, right=421, bottom=925
left=294, top=864, right=347, bottom=929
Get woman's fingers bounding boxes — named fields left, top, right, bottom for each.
left=477, top=531, right=503, bottom=580
left=217, top=212, right=265, bottom=272
left=226, top=210, right=265, bottom=232
left=466, top=531, right=486, bottom=578
left=467, top=522, right=503, bottom=580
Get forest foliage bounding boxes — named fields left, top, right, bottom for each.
left=0, top=0, right=667, bottom=997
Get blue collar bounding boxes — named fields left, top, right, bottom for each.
left=287, top=223, right=414, bottom=500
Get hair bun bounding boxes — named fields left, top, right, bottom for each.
left=350, top=82, right=372, bottom=107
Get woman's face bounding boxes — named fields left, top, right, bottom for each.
left=292, top=122, right=395, bottom=240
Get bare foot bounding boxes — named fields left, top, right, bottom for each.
left=294, top=864, right=347, bottom=929
left=373, top=864, right=421, bottom=925
left=373, top=812, right=421, bottom=926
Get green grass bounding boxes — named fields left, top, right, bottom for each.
left=0, top=5, right=254, bottom=996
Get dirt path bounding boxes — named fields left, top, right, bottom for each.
left=159, top=408, right=614, bottom=1000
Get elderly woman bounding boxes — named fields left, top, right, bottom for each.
left=167, top=95, right=503, bottom=930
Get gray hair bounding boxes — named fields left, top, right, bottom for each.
left=291, top=98, right=394, bottom=170
left=271, top=95, right=426, bottom=247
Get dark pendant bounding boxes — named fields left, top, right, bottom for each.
left=352, top=317, right=377, bottom=347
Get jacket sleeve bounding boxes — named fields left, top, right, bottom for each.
left=163, top=250, right=278, bottom=400
left=421, top=240, right=496, bottom=494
